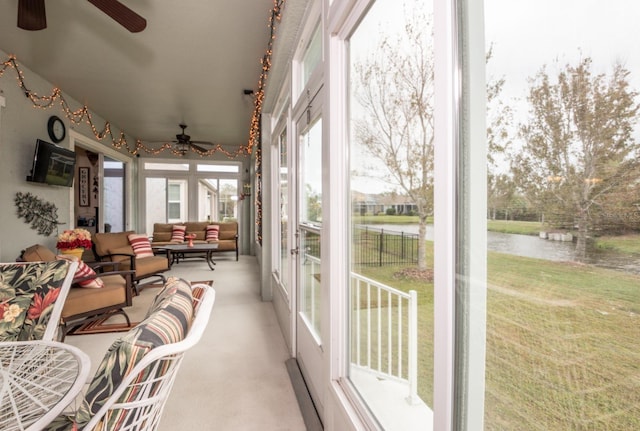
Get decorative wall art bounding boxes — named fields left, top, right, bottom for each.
left=14, top=192, right=60, bottom=236
left=78, top=167, right=90, bottom=207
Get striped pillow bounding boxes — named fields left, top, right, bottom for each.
left=128, top=234, right=154, bottom=258
left=171, top=225, right=187, bottom=242
left=56, top=255, right=105, bottom=288
left=205, top=224, right=220, bottom=241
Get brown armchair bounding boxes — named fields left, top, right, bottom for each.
left=92, top=231, right=169, bottom=290
left=20, top=244, right=135, bottom=341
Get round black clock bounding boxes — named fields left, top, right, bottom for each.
left=47, top=115, right=66, bottom=143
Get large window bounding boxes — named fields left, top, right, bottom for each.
left=141, top=160, right=241, bottom=234
left=268, top=0, right=640, bottom=428
left=482, top=1, right=640, bottom=429
left=348, top=0, right=434, bottom=428
left=277, top=127, right=289, bottom=294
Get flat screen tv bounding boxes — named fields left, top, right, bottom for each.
left=27, top=139, right=76, bottom=187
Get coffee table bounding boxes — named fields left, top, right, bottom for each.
left=0, top=340, right=91, bottom=431
left=154, top=243, right=219, bottom=270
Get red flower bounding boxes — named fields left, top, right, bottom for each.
left=56, top=228, right=92, bottom=250
left=28, top=287, right=60, bottom=320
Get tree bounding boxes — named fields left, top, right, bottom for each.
left=513, top=57, right=640, bottom=257
left=487, top=173, right=516, bottom=220
left=486, top=45, right=516, bottom=220
left=353, top=10, right=434, bottom=270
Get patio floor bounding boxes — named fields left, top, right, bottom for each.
left=66, top=255, right=306, bottom=430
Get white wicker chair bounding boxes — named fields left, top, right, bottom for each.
left=71, top=281, right=215, bottom=431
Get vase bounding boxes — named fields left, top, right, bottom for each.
left=187, top=237, right=194, bottom=247
left=59, top=248, right=84, bottom=260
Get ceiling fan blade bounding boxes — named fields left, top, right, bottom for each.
left=190, top=143, right=211, bottom=153
left=18, top=0, right=47, bottom=30
left=190, top=140, right=215, bottom=146
left=87, top=0, right=146, bottom=32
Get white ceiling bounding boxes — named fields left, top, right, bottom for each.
left=0, top=0, right=277, bottom=151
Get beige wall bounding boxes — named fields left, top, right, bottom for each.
left=0, top=48, right=131, bottom=261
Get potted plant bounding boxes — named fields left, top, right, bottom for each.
left=57, top=228, right=92, bottom=259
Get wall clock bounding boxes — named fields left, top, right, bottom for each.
left=47, top=115, right=66, bottom=143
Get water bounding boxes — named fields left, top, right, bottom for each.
left=365, top=224, right=640, bottom=275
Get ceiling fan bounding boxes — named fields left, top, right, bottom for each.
left=17, top=0, right=147, bottom=32
left=169, top=124, right=215, bottom=155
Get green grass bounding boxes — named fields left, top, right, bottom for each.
left=487, top=219, right=543, bottom=235
left=353, top=214, right=427, bottom=224
left=354, top=243, right=640, bottom=430
left=594, top=233, right=640, bottom=255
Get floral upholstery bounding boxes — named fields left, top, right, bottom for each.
left=46, top=277, right=195, bottom=431
left=0, top=260, right=71, bottom=341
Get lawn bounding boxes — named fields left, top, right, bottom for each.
left=356, top=242, right=640, bottom=430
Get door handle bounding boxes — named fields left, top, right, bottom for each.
left=290, top=247, right=299, bottom=256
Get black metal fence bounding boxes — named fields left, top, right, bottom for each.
left=352, top=225, right=419, bottom=266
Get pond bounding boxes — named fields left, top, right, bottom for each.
left=365, top=224, right=640, bottom=275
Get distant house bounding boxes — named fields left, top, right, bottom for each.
left=352, top=191, right=417, bottom=215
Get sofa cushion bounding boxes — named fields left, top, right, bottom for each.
left=171, top=225, right=187, bottom=242
left=73, top=278, right=194, bottom=429
left=61, top=276, right=127, bottom=320
left=107, top=245, right=135, bottom=265
left=218, top=222, right=238, bottom=240
left=128, top=234, right=154, bottom=258
left=94, top=231, right=135, bottom=258
left=134, top=256, right=169, bottom=278
left=153, top=231, right=172, bottom=242
left=22, top=244, right=57, bottom=262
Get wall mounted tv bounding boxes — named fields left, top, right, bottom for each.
left=26, top=139, right=76, bottom=187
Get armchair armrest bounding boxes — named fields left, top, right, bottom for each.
left=95, top=252, right=137, bottom=271
left=88, top=261, right=122, bottom=273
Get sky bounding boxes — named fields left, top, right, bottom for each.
left=348, top=0, right=640, bottom=193
left=485, top=0, right=640, bottom=120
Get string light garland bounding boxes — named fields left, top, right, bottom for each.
left=250, top=0, right=285, bottom=243
left=0, top=0, right=285, bottom=161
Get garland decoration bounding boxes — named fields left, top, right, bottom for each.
left=0, top=0, right=285, bottom=160
left=252, top=0, right=285, bottom=244
left=14, top=192, right=60, bottom=236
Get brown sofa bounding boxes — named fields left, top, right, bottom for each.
left=93, top=231, right=170, bottom=287
left=150, top=221, right=239, bottom=261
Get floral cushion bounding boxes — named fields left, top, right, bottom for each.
left=128, top=233, right=154, bottom=258
left=0, top=260, right=70, bottom=341
left=0, top=295, right=32, bottom=342
left=71, top=278, right=195, bottom=429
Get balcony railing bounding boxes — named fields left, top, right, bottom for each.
left=350, top=272, right=419, bottom=404
left=301, top=249, right=420, bottom=405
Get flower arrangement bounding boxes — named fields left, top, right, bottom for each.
left=56, top=228, right=92, bottom=250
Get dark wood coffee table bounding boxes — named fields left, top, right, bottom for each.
left=153, top=243, right=219, bottom=270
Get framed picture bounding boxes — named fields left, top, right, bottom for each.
left=79, top=167, right=90, bottom=207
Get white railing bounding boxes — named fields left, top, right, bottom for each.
left=300, top=254, right=419, bottom=404
left=351, top=272, right=419, bottom=404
